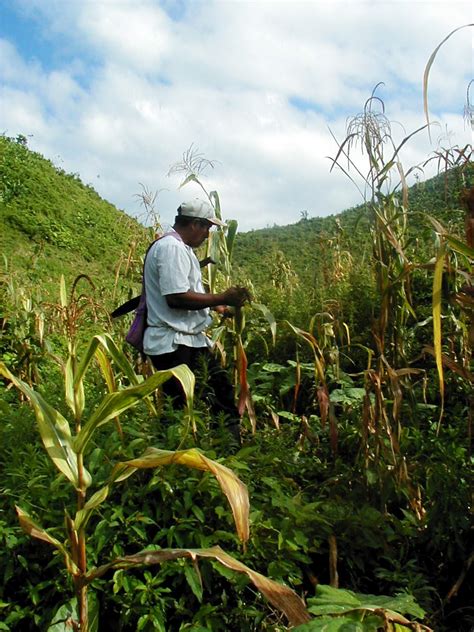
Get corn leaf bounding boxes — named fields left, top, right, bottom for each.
left=110, top=447, right=249, bottom=543
left=0, top=362, right=89, bottom=489
left=423, top=346, right=474, bottom=383
left=206, top=230, right=220, bottom=292
left=86, top=545, right=310, bottom=626
left=75, top=333, right=144, bottom=389
left=59, top=274, right=68, bottom=308
left=74, top=485, right=110, bottom=533
left=225, top=219, right=238, bottom=260
left=253, top=303, right=277, bottom=346
left=209, top=190, right=222, bottom=219
left=75, top=364, right=194, bottom=453
left=84, top=333, right=156, bottom=418
left=64, top=355, right=74, bottom=416
left=64, top=355, right=85, bottom=420
left=423, top=24, right=474, bottom=140
left=445, top=235, right=474, bottom=260
left=237, top=339, right=250, bottom=420
left=178, top=173, right=199, bottom=189
left=285, top=321, right=326, bottom=386
left=432, top=243, right=445, bottom=428
left=94, top=347, right=116, bottom=393
left=16, top=506, right=79, bottom=575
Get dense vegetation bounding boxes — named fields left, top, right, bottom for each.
left=0, top=127, right=472, bottom=632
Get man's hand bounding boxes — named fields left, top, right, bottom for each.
left=214, top=305, right=234, bottom=318
left=222, top=286, right=251, bottom=307
left=166, top=286, right=251, bottom=310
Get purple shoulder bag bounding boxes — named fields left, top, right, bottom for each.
left=125, top=232, right=181, bottom=353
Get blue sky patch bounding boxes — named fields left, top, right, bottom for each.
left=289, top=96, right=325, bottom=114
left=0, top=1, right=96, bottom=89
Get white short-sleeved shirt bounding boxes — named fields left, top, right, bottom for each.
left=143, top=232, right=213, bottom=355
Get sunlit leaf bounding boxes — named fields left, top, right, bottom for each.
left=75, top=333, right=144, bottom=389
left=94, top=347, right=116, bottom=393
left=75, top=364, right=194, bottom=453
left=64, top=355, right=85, bottom=420
left=299, top=585, right=428, bottom=631
left=65, top=355, right=75, bottom=416
left=110, top=447, right=249, bottom=543
left=253, top=303, right=277, bottom=345
left=86, top=545, right=310, bottom=626
left=294, top=612, right=384, bottom=630
left=75, top=486, right=110, bottom=533
left=445, top=235, right=474, bottom=259
left=432, top=243, right=445, bottom=428
left=0, top=362, right=89, bottom=489
left=78, top=333, right=156, bottom=419
left=59, top=274, right=68, bottom=309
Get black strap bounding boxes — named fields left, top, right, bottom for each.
left=110, top=232, right=181, bottom=318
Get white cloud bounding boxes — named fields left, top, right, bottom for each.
left=0, top=1, right=472, bottom=231
left=78, top=1, right=173, bottom=71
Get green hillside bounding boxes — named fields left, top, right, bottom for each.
left=230, top=163, right=472, bottom=339
left=1, top=132, right=471, bottom=305
left=233, top=167, right=471, bottom=287
left=0, top=134, right=148, bottom=296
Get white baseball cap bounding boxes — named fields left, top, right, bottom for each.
left=178, top=198, right=226, bottom=227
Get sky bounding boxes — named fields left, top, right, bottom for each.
left=0, top=0, right=472, bottom=232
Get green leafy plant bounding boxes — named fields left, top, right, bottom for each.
left=294, top=584, right=430, bottom=631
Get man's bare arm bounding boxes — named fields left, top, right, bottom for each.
left=166, top=287, right=250, bottom=310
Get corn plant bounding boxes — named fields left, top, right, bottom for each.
left=421, top=23, right=474, bottom=430
left=168, top=145, right=239, bottom=297
left=327, top=85, right=435, bottom=501
left=168, top=146, right=278, bottom=431
left=284, top=320, right=339, bottom=453
left=0, top=328, right=309, bottom=630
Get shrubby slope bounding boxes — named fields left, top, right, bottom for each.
left=0, top=134, right=147, bottom=295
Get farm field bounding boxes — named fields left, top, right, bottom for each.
left=0, top=128, right=473, bottom=632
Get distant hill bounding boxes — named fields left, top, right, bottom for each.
left=232, top=165, right=472, bottom=289
left=0, top=134, right=148, bottom=297
left=1, top=133, right=471, bottom=307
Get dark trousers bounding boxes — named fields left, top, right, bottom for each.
left=148, top=345, right=240, bottom=432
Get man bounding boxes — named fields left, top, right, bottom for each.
left=143, top=198, right=250, bottom=443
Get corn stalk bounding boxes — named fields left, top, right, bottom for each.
left=168, top=146, right=262, bottom=428
left=328, top=86, right=433, bottom=492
